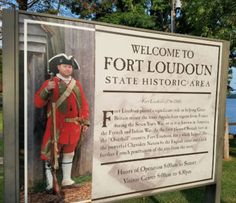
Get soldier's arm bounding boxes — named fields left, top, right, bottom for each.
left=34, top=80, right=53, bottom=108
left=77, top=81, right=90, bottom=127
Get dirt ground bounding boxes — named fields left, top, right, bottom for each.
left=20, top=182, right=91, bottom=203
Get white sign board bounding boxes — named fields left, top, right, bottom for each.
left=92, top=25, right=222, bottom=202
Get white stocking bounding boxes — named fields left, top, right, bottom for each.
left=45, top=162, right=53, bottom=190
left=61, top=152, right=75, bottom=186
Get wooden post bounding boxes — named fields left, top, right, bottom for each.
left=224, top=118, right=230, bottom=160
left=3, top=9, right=19, bottom=203
left=64, top=22, right=95, bottom=177
left=204, top=39, right=230, bottom=203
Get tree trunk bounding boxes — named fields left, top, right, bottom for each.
left=17, top=0, right=28, bottom=10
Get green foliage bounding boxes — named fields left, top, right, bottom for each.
left=98, top=10, right=155, bottom=29
left=0, top=138, right=3, bottom=158
left=178, top=0, right=236, bottom=47
left=0, top=110, right=2, bottom=158
left=177, top=0, right=236, bottom=93
left=0, top=50, right=2, bottom=85
left=0, top=167, right=3, bottom=203
left=0, top=108, right=2, bottom=134
left=63, top=0, right=171, bottom=30
left=4, top=0, right=236, bottom=47
left=0, top=134, right=3, bottom=202
left=150, top=0, right=171, bottom=31
left=62, top=0, right=236, bottom=43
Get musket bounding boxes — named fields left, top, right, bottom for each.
left=49, top=72, right=61, bottom=195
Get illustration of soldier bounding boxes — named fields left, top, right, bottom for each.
left=34, top=53, right=90, bottom=195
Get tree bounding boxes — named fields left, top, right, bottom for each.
left=0, top=0, right=65, bottom=14
left=177, top=0, right=236, bottom=49
left=62, top=0, right=174, bottom=31
left=98, top=1, right=156, bottom=29
left=149, top=0, right=171, bottom=31
left=177, top=0, right=236, bottom=95
left=0, top=0, right=40, bottom=10
left=2, top=0, right=236, bottom=69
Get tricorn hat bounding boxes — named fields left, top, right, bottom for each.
left=48, top=53, right=80, bottom=74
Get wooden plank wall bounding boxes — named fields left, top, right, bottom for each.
left=20, top=14, right=95, bottom=188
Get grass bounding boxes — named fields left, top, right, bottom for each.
left=0, top=137, right=2, bottom=203
left=73, top=174, right=92, bottom=184
left=0, top=166, right=3, bottom=202
left=0, top=166, right=2, bottom=203
left=118, top=187, right=205, bottom=203
left=0, top=110, right=2, bottom=134
left=32, top=173, right=92, bottom=193
left=0, top=108, right=4, bottom=202
left=0, top=139, right=3, bottom=159
left=221, top=138, right=236, bottom=203
left=0, top=108, right=2, bottom=157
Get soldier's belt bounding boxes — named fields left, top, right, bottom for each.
left=65, top=117, right=83, bottom=125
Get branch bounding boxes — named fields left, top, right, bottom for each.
left=56, top=0, right=62, bottom=13
left=27, top=0, right=40, bottom=9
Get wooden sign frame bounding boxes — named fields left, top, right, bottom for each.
left=3, top=9, right=229, bottom=203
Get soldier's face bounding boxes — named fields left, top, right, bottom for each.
left=58, top=64, right=73, bottom=78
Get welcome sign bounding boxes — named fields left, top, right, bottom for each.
left=92, top=25, right=223, bottom=202
left=3, top=10, right=228, bottom=203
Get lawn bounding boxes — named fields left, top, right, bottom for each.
left=0, top=108, right=2, bottom=203
left=0, top=110, right=2, bottom=134
left=221, top=138, right=236, bottom=203
left=0, top=109, right=2, bottom=157
left=118, top=187, right=205, bottom=203
left=0, top=166, right=2, bottom=203
left=0, top=139, right=2, bottom=203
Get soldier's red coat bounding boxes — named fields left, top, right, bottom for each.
left=34, top=76, right=89, bottom=160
